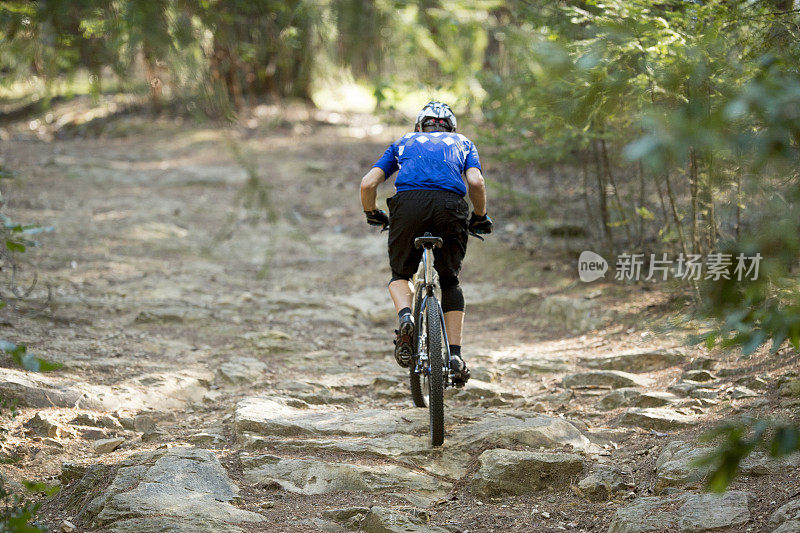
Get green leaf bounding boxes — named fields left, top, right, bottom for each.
left=22, top=480, right=60, bottom=496
left=635, top=206, right=655, bottom=220
left=5, top=240, right=26, bottom=253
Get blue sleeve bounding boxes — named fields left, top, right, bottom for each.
left=373, top=144, right=399, bottom=178
left=465, top=141, right=481, bottom=171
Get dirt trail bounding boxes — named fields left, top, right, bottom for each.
left=0, top=109, right=798, bottom=532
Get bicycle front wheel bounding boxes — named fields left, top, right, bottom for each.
left=426, top=295, right=445, bottom=447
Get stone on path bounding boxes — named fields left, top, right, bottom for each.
left=656, top=440, right=800, bottom=491
left=61, top=447, right=263, bottom=532
left=577, top=465, right=627, bottom=501
left=608, top=491, right=751, bottom=533
left=93, top=437, right=125, bottom=454
left=216, top=357, right=267, bottom=384
left=359, top=506, right=451, bottom=533
left=449, top=412, right=591, bottom=452
left=682, top=369, right=716, bottom=382
left=24, top=412, right=68, bottom=438
left=235, top=397, right=428, bottom=438
left=618, top=408, right=697, bottom=431
left=361, top=507, right=449, bottom=533
left=778, top=379, right=800, bottom=397
left=540, top=295, right=610, bottom=332
left=240, top=454, right=446, bottom=495
left=0, top=367, right=101, bottom=409
left=562, top=371, right=652, bottom=390
left=581, top=349, right=684, bottom=373
left=596, top=388, right=641, bottom=411
left=768, top=498, right=800, bottom=533
left=470, top=449, right=583, bottom=497
left=71, top=413, right=124, bottom=430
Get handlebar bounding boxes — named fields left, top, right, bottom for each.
left=379, top=225, right=485, bottom=240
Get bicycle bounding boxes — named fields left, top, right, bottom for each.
left=407, top=231, right=483, bottom=447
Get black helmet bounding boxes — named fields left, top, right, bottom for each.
left=414, top=101, right=457, bottom=132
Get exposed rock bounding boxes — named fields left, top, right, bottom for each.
left=540, top=295, right=610, bottom=332
left=596, top=388, right=641, bottom=411
left=141, top=426, right=169, bottom=443
left=778, top=379, right=800, bottom=397
left=470, top=449, right=583, bottom=497
left=240, top=454, right=445, bottom=495
left=60, top=519, right=76, bottom=532
left=655, top=441, right=713, bottom=491
left=80, top=428, right=109, bottom=440
left=608, top=491, right=751, bottom=533
left=631, top=391, right=679, bottom=408
left=618, top=408, right=697, bottom=431
left=729, top=386, right=758, bottom=399
left=688, top=388, right=718, bottom=400
left=24, top=412, right=68, bottom=438
left=562, top=371, right=651, bottom=389
left=133, top=413, right=157, bottom=432
left=657, top=441, right=800, bottom=491
left=134, top=305, right=210, bottom=323
left=189, top=433, right=226, bottom=447
left=234, top=397, right=428, bottom=438
left=682, top=370, right=715, bottom=382
left=217, top=357, right=267, bottom=385
left=507, top=359, right=571, bottom=375
left=451, top=380, right=520, bottom=401
left=688, top=357, right=718, bottom=370
left=678, top=491, right=751, bottom=531
left=70, top=413, right=125, bottom=430
left=735, top=375, right=769, bottom=390
left=577, top=465, right=627, bottom=501
left=768, top=498, right=800, bottom=533
left=582, top=350, right=684, bottom=373
left=68, top=448, right=264, bottom=531
left=359, top=506, right=451, bottom=533
left=94, top=437, right=125, bottom=454
left=449, top=412, right=590, bottom=452
left=741, top=451, right=800, bottom=475
left=0, top=368, right=101, bottom=409
left=321, top=507, right=370, bottom=529
left=469, top=366, right=499, bottom=382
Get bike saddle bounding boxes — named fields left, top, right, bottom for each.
left=414, top=232, right=443, bottom=249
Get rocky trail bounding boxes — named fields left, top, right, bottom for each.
left=1, top=106, right=799, bottom=532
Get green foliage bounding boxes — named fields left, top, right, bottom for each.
left=0, top=341, right=62, bottom=373
left=0, top=475, right=45, bottom=533
left=696, top=418, right=800, bottom=492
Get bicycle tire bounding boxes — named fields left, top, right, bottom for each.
left=426, top=295, right=445, bottom=447
left=410, top=284, right=426, bottom=408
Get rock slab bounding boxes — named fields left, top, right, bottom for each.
left=608, top=491, right=751, bottom=533
left=240, top=454, right=446, bottom=495
left=562, top=371, right=652, bottom=389
left=470, top=449, right=583, bottom=497
left=61, top=447, right=263, bottom=532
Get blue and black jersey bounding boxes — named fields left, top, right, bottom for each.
left=373, top=132, right=481, bottom=197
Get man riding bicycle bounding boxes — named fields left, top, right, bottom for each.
left=359, top=101, right=493, bottom=387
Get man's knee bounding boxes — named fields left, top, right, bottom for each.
left=440, top=276, right=464, bottom=312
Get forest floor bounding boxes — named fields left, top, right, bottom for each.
left=0, top=98, right=798, bottom=533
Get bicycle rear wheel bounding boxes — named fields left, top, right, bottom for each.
left=426, top=295, right=445, bottom=447
left=410, top=284, right=426, bottom=408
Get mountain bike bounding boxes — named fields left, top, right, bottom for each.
left=408, top=231, right=483, bottom=447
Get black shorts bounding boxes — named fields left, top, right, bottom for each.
left=386, top=189, right=469, bottom=281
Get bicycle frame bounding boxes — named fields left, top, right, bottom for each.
left=413, top=246, right=451, bottom=387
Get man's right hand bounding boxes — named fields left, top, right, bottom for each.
left=469, top=212, right=493, bottom=234
left=365, top=209, right=390, bottom=228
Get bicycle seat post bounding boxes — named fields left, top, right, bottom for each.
left=414, top=232, right=443, bottom=287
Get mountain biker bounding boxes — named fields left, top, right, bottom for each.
left=359, top=101, right=493, bottom=387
